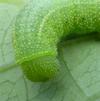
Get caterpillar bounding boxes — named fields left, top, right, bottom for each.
left=13, top=0, right=100, bottom=82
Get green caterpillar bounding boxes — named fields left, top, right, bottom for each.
left=13, top=0, right=100, bottom=82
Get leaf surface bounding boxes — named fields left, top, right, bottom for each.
left=0, top=1, right=100, bottom=101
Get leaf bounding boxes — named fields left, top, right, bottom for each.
left=0, top=0, right=28, bottom=7
left=1, top=1, right=100, bottom=101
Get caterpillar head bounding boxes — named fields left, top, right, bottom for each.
left=20, top=56, right=59, bottom=82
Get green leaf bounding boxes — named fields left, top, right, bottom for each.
left=1, top=1, right=100, bottom=101
left=0, top=0, right=27, bottom=7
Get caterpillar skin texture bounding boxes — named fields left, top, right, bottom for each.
left=14, top=0, right=100, bottom=82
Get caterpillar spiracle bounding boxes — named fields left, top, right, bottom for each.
left=13, top=0, right=100, bottom=82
